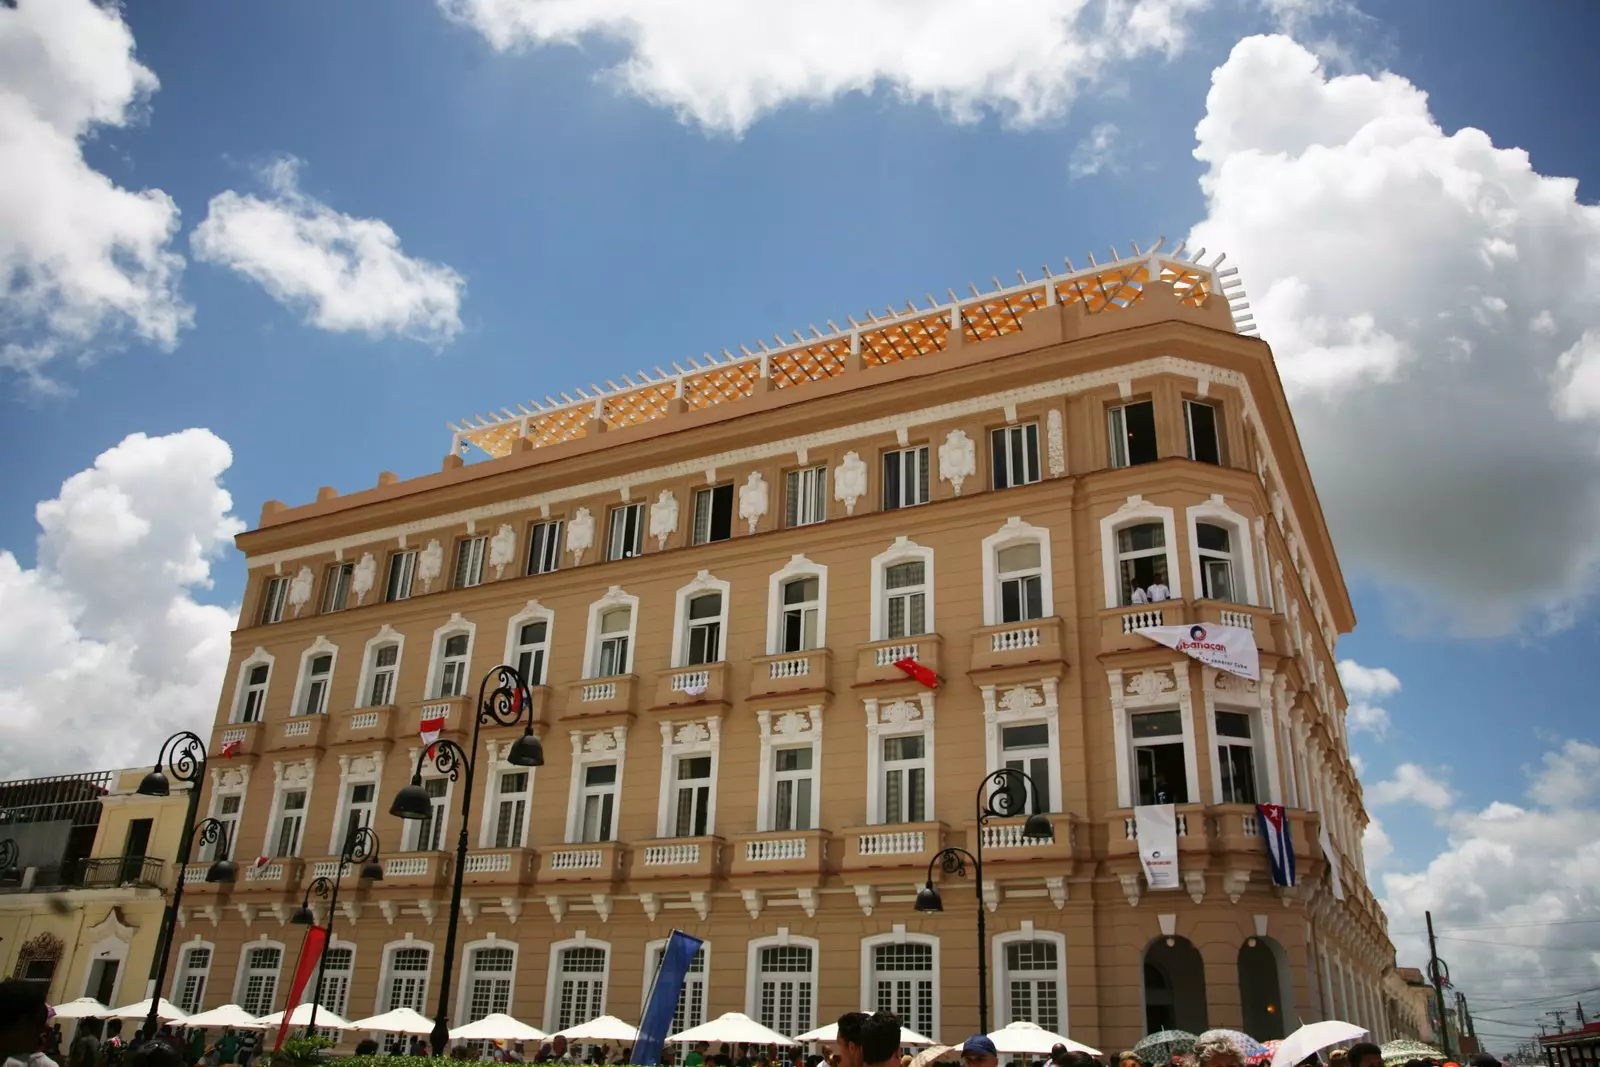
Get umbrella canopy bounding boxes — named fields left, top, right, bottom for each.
left=669, top=1012, right=798, bottom=1046
left=1135, top=1031, right=1199, bottom=1063
left=1198, top=1030, right=1269, bottom=1060
left=988, top=1021, right=1102, bottom=1057
left=1252, top=1041, right=1282, bottom=1065
left=108, top=999, right=190, bottom=1023
left=449, top=1014, right=548, bottom=1042
left=182, top=1005, right=269, bottom=1030
left=254, top=1004, right=352, bottom=1030
left=794, top=1021, right=937, bottom=1046
left=1380, top=1040, right=1444, bottom=1066
left=50, top=999, right=111, bottom=1020
left=910, top=1046, right=959, bottom=1067
left=1270, top=1022, right=1368, bottom=1067
left=554, top=1015, right=639, bottom=1043
left=348, top=1007, right=436, bottom=1034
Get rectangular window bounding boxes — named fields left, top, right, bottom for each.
left=780, top=576, right=820, bottom=653
left=785, top=466, right=828, bottom=528
left=454, top=536, right=487, bottom=589
left=1184, top=400, right=1222, bottom=465
left=579, top=764, right=618, bottom=843
left=756, top=946, right=814, bottom=1037
left=607, top=504, right=644, bottom=561
left=466, top=947, right=514, bottom=1023
left=1109, top=400, right=1158, bottom=468
left=413, top=778, right=448, bottom=851
left=211, top=794, right=241, bottom=861
left=1132, top=710, right=1189, bottom=806
left=991, top=425, right=1041, bottom=489
left=343, top=782, right=375, bottom=849
left=260, top=577, right=290, bottom=624
left=314, top=947, right=352, bottom=1030
left=772, top=747, right=814, bottom=832
left=321, top=563, right=353, bottom=614
left=1001, top=723, right=1053, bottom=813
left=300, top=654, right=333, bottom=716
left=239, top=664, right=270, bottom=723
left=275, top=790, right=306, bottom=857
left=882, top=447, right=931, bottom=510
left=239, top=946, right=281, bottom=1016
left=692, top=485, right=734, bottom=545
left=513, top=620, right=549, bottom=687
left=884, top=560, right=927, bottom=639
left=526, top=520, right=563, bottom=575
left=439, top=634, right=470, bottom=697
left=494, top=771, right=530, bottom=848
left=1117, top=523, right=1170, bottom=605
left=996, top=543, right=1044, bottom=623
left=1216, top=711, right=1258, bottom=804
left=882, top=735, right=928, bottom=824
left=673, top=756, right=712, bottom=837
left=386, top=551, right=417, bottom=602
left=685, top=593, right=722, bottom=665
left=873, top=942, right=935, bottom=1039
left=595, top=608, right=631, bottom=677
left=382, top=947, right=431, bottom=1053
left=368, top=644, right=399, bottom=707
left=1197, top=523, right=1237, bottom=602
left=176, top=947, right=210, bottom=1015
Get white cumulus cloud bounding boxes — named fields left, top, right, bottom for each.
left=1338, top=658, right=1399, bottom=736
left=1368, top=762, right=1456, bottom=811
left=192, top=157, right=465, bottom=344
left=437, top=0, right=1207, bottom=135
left=0, top=0, right=191, bottom=384
left=1188, top=35, right=1600, bottom=634
left=1069, top=121, right=1122, bottom=179
left=0, top=430, right=242, bottom=778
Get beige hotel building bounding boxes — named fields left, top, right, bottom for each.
left=175, top=245, right=1399, bottom=1052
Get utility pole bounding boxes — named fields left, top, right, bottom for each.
left=1546, top=1010, right=1569, bottom=1035
left=1427, top=912, right=1454, bottom=1057
left=1578, top=1002, right=1587, bottom=1027
left=1458, top=992, right=1478, bottom=1049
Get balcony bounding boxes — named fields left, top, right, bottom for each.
left=1194, top=600, right=1282, bottom=657
left=79, top=856, right=167, bottom=890
left=839, top=823, right=945, bottom=874
left=564, top=675, right=638, bottom=719
left=414, top=697, right=468, bottom=738
left=968, top=617, right=1066, bottom=678
left=331, top=705, right=396, bottom=747
left=238, top=857, right=304, bottom=894
left=1099, top=601, right=1190, bottom=654
left=478, top=686, right=555, bottom=742
left=729, top=829, right=832, bottom=881
left=1106, top=805, right=1213, bottom=869
left=180, top=863, right=234, bottom=897
left=651, top=664, right=731, bottom=712
left=966, top=814, right=1083, bottom=873
left=275, top=715, right=328, bottom=752
left=461, top=848, right=539, bottom=888
left=539, top=842, right=627, bottom=885
left=854, top=636, right=943, bottom=690
left=210, top=721, right=263, bottom=761
left=382, top=852, right=453, bottom=889
left=628, top=837, right=724, bottom=884
left=748, top=650, right=832, bottom=706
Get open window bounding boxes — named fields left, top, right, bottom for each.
left=883, top=446, right=930, bottom=509
left=595, top=609, right=631, bottom=676
left=260, top=577, right=290, bottom=624
left=608, top=504, right=644, bottom=561
left=294, top=641, right=336, bottom=717
left=321, top=562, right=353, bottom=613
left=1117, top=523, right=1171, bottom=604
left=454, top=536, right=487, bottom=589
left=437, top=633, right=471, bottom=697
left=385, top=550, right=417, bottom=602
left=991, top=425, right=1041, bottom=489
left=1214, top=710, right=1259, bottom=804
left=1131, top=710, right=1190, bottom=806
left=1187, top=499, right=1258, bottom=606
left=997, top=544, right=1044, bottom=623
left=1184, top=399, right=1222, bottom=465
left=1108, top=400, right=1158, bottom=468
left=234, top=654, right=272, bottom=724
left=692, top=485, right=734, bottom=545
left=526, top=520, right=563, bottom=575
left=786, top=466, right=829, bottom=528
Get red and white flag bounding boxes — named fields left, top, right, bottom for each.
left=220, top=739, right=242, bottom=758
left=254, top=855, right=272, bottom=870
left=419, top=712, right=446, bottom=754
left=893, top=657, right=939, bottom=689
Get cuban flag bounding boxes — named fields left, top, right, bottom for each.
left=1257, top=803, right=1296, bottom=887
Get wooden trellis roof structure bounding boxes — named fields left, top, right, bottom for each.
left=450, top=238, right=1252, bottom=459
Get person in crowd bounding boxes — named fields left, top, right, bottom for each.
left=1467, top=1055, right=1500, bottom=1067
left=68, top=1022, right=100, bottom=1067
left=1192, top=1037, right=1246, bottom=1067
left=1057, top=1053, right=1098, bottom=1067
left=686, top=1044, right=709, bottom=1067
left=0, top=985, right=49, bottom=1067
left=1116, top=1051, right=1143, bottom=1067
left=213, top=1031, right=238, bottom=1067
left=549, top=1035, right=574, bottom=1065
left=836, top=1014, right=870, bottom=1067
left=43, top=1026, right=61, bottom=1063
left=353, top=1039, right=379, bottom=1057
left=125, top=1039, right=182, bottom=1067
left=98, top=1021, right=125, bottom=1067
left=1327, top=1052, right=1347, bottom=1067
left=1347, top=1045, right=1383, bottom=1067
left=959, top=1036, right=999, bottom=1067
left=854, top=1015, right=902, bottom=1067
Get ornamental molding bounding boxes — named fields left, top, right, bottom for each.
left=738, top=471, right=768, bottom=534
left=1046, top=409, right=1066, bottom=476
left=758, top=705, right=822, bottom=744
left=488, top=523, right=518, bottom=579
left=980, top=678, right=1059, bottom=723
left=351, top=552, right=377, bottom=605
left=416, top=539, right=444, bottom=593
left=862, top=692, right=934, bottom=734
left=566, top=508, right=595, bottom=564
left=649, top=490, right=679, bottom=550
left=938, top=429, right=976, bottom=496
left=288, top=566, right=314, bottom=617
left=834, top=451, right=868, bottom=515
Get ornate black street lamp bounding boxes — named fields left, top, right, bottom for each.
left=137, top=732, right=236, bottom=1039
left=0, top=838, right=19, bottom=882
left=291, top=825, right=383, bottom=1035
left=389, top=664, right=545, bottom=1055
left=914, top=767, right=1054, bottom=1034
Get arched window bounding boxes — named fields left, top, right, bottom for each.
left=686, top=594, right=722, bottom=665
left=236, top=942, right=284, bottom=1016
left=584, top=588, right=639, bottom=679
left=461, top=942, right=517, bottom=1023
left=427, top=615, right=476, bottom=699
left=1117, top=523, right=1170, bottom=604
left=378, top=942, right=432, bottom=1053
left=981, top=519, right=1053, bottom=626
left=313, top=941, right=354, bottom=1035
left=366, top=642, right=400, bottom=707
left=864, top=936, right=938, bottom=1038
left=173, top=941, right=212, bottom=1014
left=231, top=649, right=274, bottom=724
left=1186, top=498, right=1259, bottom=606
left=747, top=938, right=817, bottom=1037
left=1143, top=937, right=1208, bottom=1033
left=869, top=538, right=935, bottom=642
left=644, top=940, right=709, bottom=1033
left=292, top=639, right=337, bottom=717
left=1238, top=937, right=1290, bottom=1040
left=766, top=556, right=828, bottom=654
left=504, top=601, right=554, bottom=687
left=995, top=935, right=1065, bottom=1032
left=547, top=942, right=609, bottom=1031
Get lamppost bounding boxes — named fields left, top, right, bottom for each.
left=291, top=826, right=383, bottom=1035
left=388, top=664, right=545, bottom=1056
left=0, top=838, right=18, bottom=882
left=914, top=767, right=1054, bottom=1035
left=136, top=732, right=237, bottom=1039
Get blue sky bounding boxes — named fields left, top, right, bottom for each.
left=4, top=0, right=1599, bottom=1043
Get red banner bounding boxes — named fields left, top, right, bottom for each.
left=274, top=924, right=329, bottom=1051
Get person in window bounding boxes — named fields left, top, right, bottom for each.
left=1146, top=581, right=1170, bottom=602
left=1130, top=586, right=1148, bottom=604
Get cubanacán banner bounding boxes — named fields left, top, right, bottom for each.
left=1134, top=803, right=1180, bottom=890
left=632, top=930, right=705, bottom=1065
left=1134, top=623, right=1259, bottom=681
left=1256, top=803, right=1296, bottom=888
left=274, top=923, right=329, bottom=1051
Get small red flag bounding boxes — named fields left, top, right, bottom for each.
left=220, top=739, right=242, bottom=758
left=511, top=684, right=524, bottom=717
left=893, top=657, right=939, bottom=689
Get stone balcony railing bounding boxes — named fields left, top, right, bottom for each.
left=839, top=822, right=945, bottom=873
left=332, top=704, right=396, bottom=747
left=413, top=697, right=468, bottom=739
left=210, top=721, right=263, bottom=761
left=275, top=715, right=328, bottom=752
left=237, top=857, right=303, bottom=893
left=965, top=814, right=1082, bottom=872
left=854, top=635, right=943, bottom=688
left=1101, top=599, right=1282, bottom=657
left=651, top=663, right=731, bottom=712
left=382, top=852, right=453, bottom=889
left=565, top=675, right=638, bottom=718
left=627, top=836, right=724, bottom=882
left=728, top=829, right=832, bottom=880
left=461, top=848, right=539, bottom=888
left=968, top=617, right=1065, bottom=675
left=749, top=649, right=832, bottom=704
left=540, top=842, right=627, bottom=885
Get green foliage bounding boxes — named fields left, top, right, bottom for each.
left=278, top=1036, right=336, bottom=1066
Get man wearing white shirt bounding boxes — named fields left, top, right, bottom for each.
left=1147, top=582, right=1170, bottom=602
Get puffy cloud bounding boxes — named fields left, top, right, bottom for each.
left=1362, top=813, right=1392, bottom=877
left=0, top=0, right=191, bottom=382
left=1069, top=122, right=1122, bottom=179
left=437, top=0, right=1207, bottom=135
left=1338, top=658, right=1399, bottom=736
left=191, top=157, right=465, bottom=344
left=1187, top=36, right=1600, bottom=634
left=1368, top=762, right=1455, bottom=811
left=1527, top=739, right=1600, bottom=809
left=0, top=430, right=242, bottom=778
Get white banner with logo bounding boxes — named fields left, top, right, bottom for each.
left=1134, top=623, right=1259, bottom=681
left=1135, top=803, right=1180, bottom=889
left=1319, top=820, right=1346, bottom=900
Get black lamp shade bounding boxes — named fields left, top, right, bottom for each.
left=290, top=905, right=315, bottom=925
left=507, top=730, right=545, bottom=768
left=1022, top=812, right=1054, bottom=841
left=206, top=859, right=236, bottom=884
left=137, top=768, right=171, bottom=798
left=360, top=862, right=384, bottom=881
left=390, top=780, right=433, bottom=820
left=913, top=882, right=943, bottom=913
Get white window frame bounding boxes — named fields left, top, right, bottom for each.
left=869, top=537, right=934, bottom=641
left=403, top=753, right=453, bottom=852
left=321, top=561, right=354, bottom=614
left=765, top=555, right=828, bottom=654
left=504, top=600, right=555, bottom=687
left=207, top=786, right=244, bottom=861
left=374, top=938, right=433, bottom=1045
left=1186, top=497, right=1260, bottom=606
left=1184, top=398, right=1223, bottom=464
left=692, top=483, right=735, bottom=546
left=357, top=625, right=405, bottom=709
left=1109, top=665, right=1200, bottom=809
left=991, top=423, right=1042, bottom=490
left=454, top=535, right=488, bottom=589
left=671, top=571, right=731, bottom=668
left=260, top=577, right=290, bottom=625
left=385, top=549, right=418, bottom=602
left=329, top=751, right=385, bottom=855
left=480, top=755, right=536, bottom=849
left=755, top=707, right=822, bottom=833
left=980, top=518, right=1055, bottom=626
left=262, top=762, right=315, bottom=860
left=860, top=930, right=940, bottom=1041
left=456, top=936, right=518, bottom=1025
left=642, top=939, right=710, bottom=1034
left=565, top=726, right=628, bottom=844
left=607, top=503, right=645, bottom=561
left=313, top=938, right=355, bottom=1020
left=1100, top=496, right=1182, bottom=609
left=234, top=938, right=286, bottom=1016
left=785, top=465, right=829, bottom=528
left=865, top=694, right=936, bottom=825
left=1108, top=399, right=1158, bottom=469
left=1211, top=705, right=1261, bottom=806
left=526, top=520, right=563, bottom=576
left=289, top=636, right=339, bottom=718
left=656, top=718, right=722, bottom=838
left=581, top=587, right=639, bottom=679
left=544, top=936, right=611, bottom=1033
left=745, top=932, right=820, bottom=1038
left=981, top=679, right=1063, bottom=817
left=230, top=647, right=274, bottom=725
left=882, top=446, right=931, bottom=510
left=425, top=614, right=476, bottom=699
left=172, top=938, right=214, bottom=1015
left=992, top=927, right=1068, bottom=1032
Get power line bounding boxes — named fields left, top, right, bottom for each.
left=1437, top=935, right=1600, bottom=950
left=1391, top=918, right=1600, bottom=935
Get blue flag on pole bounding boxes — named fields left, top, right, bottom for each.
left=633, top=930, right=705, bottom=1065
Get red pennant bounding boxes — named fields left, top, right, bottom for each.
left=893, top=657, right=939, bottom=689
left=512, top=684, right=524, bottom=717
left=275, top=923, right=328, bottom=1051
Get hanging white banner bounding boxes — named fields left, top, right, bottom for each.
left=1134, top=803, right=1180, bottom=889
left=1319, top=820, right=1346, bottom=900
left=1134, top=623, right=1259, bottom=681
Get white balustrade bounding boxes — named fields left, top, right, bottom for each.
left=183, top=866, right=209, bottom=884
left=856, top=830, right=925, bottom=855
left=644, top=844, right=702, bottom=866
left=1121, top=610, right=1164, bottom=633
left=348, top=712, right=380, bottom=730
left=548, top=849, right=604, bottom=870
left=420, top=701, right=454, bottom=723
left=581, top=682, right=617, bottom=702
left=311, top=861, right=341, bottom=880
left=1242, top=813, right=1260, bottom=837
left=768, top=657, right=811, bottom=679
left=670, top=671, right=710, bottom=693
left=245, top=862, right=284, bottom=882
left=220, top=728, right=248, bottom=745
left=384, top=857, right=430, bottom=877
left=991, top=626, right=1040, bottom=652
left=1219, top=610, right=1255, bottom=630
left=983, top=823, right=1051, bottom=849
left=874, top=644, right=919, bottom=667
left=283, top=720, right=311, bottom=738
left=1127, top=814, right=1189, bottom=837
left=463, top=852, right=513, bottom=874
left=744, top=837, right=807, bottom=862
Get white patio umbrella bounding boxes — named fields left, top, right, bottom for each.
left=1270, top=1021, right=1368, bottom=1067
left=449, top=1014, right=549, bottom=1042
left=254, top=1004, right=351, bottom=1030
left=109, top=999, right=190, bottom=1023
left=668, top=1012, right=797, bottom=1046
left=909, top=1046, right=959, bottom=1067
left=50, top=999, right=111, bottom=1020
left=182, top=1005, right=268, bottom=1030
left=794, top=1021, right=937, bottom=1046
left=987, top=1021, right=1101, bottom=1057
left=347, top=1007, right=437, bottom=1035
left=554, top=1015, right=640, bottom=1043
